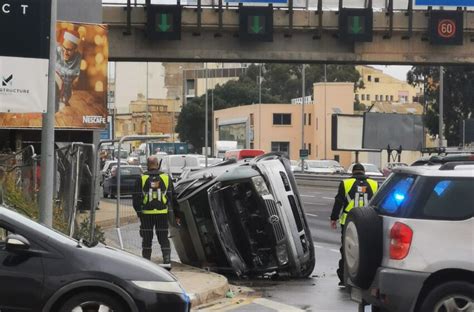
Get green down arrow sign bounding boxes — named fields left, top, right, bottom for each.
left=350, top=16, right=363, bottom=34
left=158, top=13, right=171, bottom=32
left=250, top=16, right=264, bottom=34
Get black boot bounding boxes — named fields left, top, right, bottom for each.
left=142, top=249, right=152, bottom=260
left=160, top=249, right=171, bottom=270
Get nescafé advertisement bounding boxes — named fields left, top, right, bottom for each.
left=0, top=21, right=108, bottom=129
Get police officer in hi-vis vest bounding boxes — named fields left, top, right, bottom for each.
left=330, top=163, right=378, bottom=286
left=133, top=156, right=176, bottom=269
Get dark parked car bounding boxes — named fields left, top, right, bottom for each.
left=0, top=206, right=190, bottom=312
left=169, top=153, right=315, bottom=278
left=103, top=165, right=142, bottom=198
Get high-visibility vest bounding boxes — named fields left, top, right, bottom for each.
left=141, top=173, right=170, bottom=215
left=339, top=178, right=378, bottom=225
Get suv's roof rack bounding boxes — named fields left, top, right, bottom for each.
left=439, top=161, right=474, bottom=170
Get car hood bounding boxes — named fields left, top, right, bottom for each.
left=67, top=244, right=177, bottom=282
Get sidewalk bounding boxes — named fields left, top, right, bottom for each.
left=94, top=199, right=231, bottom=308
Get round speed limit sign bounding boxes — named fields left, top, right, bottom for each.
left=437, top=19, right=456, bottom=38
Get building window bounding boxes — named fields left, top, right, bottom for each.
left=273, top=113, right=291, bottom=125
left=361, top=94, right=365, bottom=101
left=367, top=94, right=370, bottom=101
left=250, top=114, right=254, bottom=126
left=250, top=142, right=254, bottom=149
left=386, top=95, right=389, bottom=101
left=316, top=145, right=318, bottom=157
left=368, top=75, right=372, bottom=81
left=380, top=95, right=383, bottom=100
left=185, top=79, right=195, bottom=97
left=390, top=95, right=394, bottom=101
left=271, top=142, right=290, bottom=157
left=304, top=113, right=307, bottom=126
left=375, top=95, right=379, bottom=101
left=316, top=118, right=318, bottom=130
left=308, top=113, right=312, bottom=126
left=355, top=94, right=359, bottom=100
left=374, top=77, right=380, bottom=83
left=334, top=154, right=340, bottom=162
left=308, top=143, right=312, bottom=155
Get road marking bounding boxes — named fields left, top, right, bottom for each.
left=322, top=197, right=334, bottom=200
left=300, top=194, right=315, bottom=198
left=305, top=213, right=319, bottom=217
left=253, top=298, right=305, bottom=312
left=314, top=243, right=339, bottom=253
left=304, top=202, right=328, bottom=206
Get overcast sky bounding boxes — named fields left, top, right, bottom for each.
left=372, top=65, right=412, bottom=82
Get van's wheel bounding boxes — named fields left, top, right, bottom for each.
left=418, top=281, right=473, bottom=312
left=58, top=291, right=126, bottom=312
left=343, top=207, right=382, bottom=289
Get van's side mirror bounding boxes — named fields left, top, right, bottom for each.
left=5, top=234, right=30, bottom=252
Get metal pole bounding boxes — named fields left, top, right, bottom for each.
left=205, top=63, right=209, bottom=167
left=301, top=64, right=305, bottom=173
left=39, top=0, right=58, bottom=227
left=211, top=88, right=214, bottom=157
left=145, top=62, right=149, bottom=135
left=324, top=64, right=328, bottom=159
left=439, top=66, right=444, bottom=148
left=259, top=64, right=262, bottom=149
left=462, top=119, right=466, bottom=147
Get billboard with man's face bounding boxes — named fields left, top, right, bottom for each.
left=0, top=21, right=108, bottom=129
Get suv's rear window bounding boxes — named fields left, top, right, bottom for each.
left=372, top=173, right=474, bottom=220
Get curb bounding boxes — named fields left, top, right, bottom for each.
left=166, top=261, right=230, bottom=307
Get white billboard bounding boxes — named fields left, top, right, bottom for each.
left=331, top=114, right=380, bottom=152
left=0, top=56, right=48, bottom=113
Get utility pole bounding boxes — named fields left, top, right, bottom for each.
left=39, top=0, right=57, bottom=227
left=301, top=64, right=305, bottom=173
left=439, top=66, right=444, bottom=148
left=258, top=64, right=262, bottom=149
left=145, top=62, right=149, bottom=135
left=205, top=63, right=209, bottom=167
left=324, top=64, right=328, bottom=159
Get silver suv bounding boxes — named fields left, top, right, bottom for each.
left=343, top=161, right=474, bottom=312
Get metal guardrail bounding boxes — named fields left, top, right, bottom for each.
left=294, top=173, right=386, bottom=184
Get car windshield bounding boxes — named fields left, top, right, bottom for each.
left=307, top=161, right=331, bottom=168
left=1, top=208, right=79, bottom=246
left=363, top=164, right=379, bottom=172
left=120, top=167, right=142, bottom=175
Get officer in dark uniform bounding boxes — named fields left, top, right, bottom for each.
left=133, top=156, right=177, bottom=269
left=330, top=163, right=378, bottom=286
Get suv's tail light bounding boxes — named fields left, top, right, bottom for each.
left=389, top=222, right=413, bottom=260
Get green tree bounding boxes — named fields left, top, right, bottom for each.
left=176, top=63, right=362, bottom=150
left=408, top=66, right=474, bottom=145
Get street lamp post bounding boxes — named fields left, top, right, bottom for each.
left=301, top=64, right=305, bottom=173
left=205, top=63, right=209, bottom=167
left=324, top=64, right=327, bottom=159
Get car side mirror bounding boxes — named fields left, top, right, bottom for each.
left=6, top=234, right=30, bottom=252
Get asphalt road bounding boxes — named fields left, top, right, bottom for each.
left=101, top=185, right=363, bottom=311
left=227, top=184, right=362, bottom=312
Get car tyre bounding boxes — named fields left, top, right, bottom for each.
left=343, top=207, right=382, bottom=289
left=418, top=281, right=474, bottom=312
left=58, top=291, right=127, bottom=312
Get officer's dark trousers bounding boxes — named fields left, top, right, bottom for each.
left=140, top=213, right=170, bottom=260
left=337, top=228, right=344, bottom=283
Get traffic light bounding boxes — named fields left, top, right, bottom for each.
left=429, top=10, right=463, bottom=46
left=239, top=6, right=273, bottom=42
left=146, top=5, right=181, bottom=40
left=339, top=8, right=373, bottom=42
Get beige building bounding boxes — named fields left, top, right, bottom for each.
left=214, top=82, right=355, bottom=167
left=355, top=66, right=422, bottom=107
left=115, top=94, right=180, bottom=140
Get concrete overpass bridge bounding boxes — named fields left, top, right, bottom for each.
left=102, top=4, right=474, bottom=64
